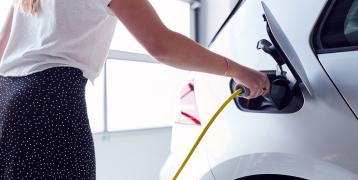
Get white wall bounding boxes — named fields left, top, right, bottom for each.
left=93, top=127, right=172, bottom=180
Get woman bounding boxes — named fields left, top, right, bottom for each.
left=0, top=0, right=270, bottom=179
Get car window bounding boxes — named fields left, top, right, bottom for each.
left=345, top=0, right=358, bottom=44
left=320, top=0, right=358, bottom=49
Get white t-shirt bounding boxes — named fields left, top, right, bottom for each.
left=0, top=0, right=117, bottom=85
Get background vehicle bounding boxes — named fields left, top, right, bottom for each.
left=161, top=0, right=358, bottom=179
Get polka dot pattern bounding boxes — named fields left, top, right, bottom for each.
left=0, top=67, right=95, bottom=179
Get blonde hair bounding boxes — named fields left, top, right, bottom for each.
left=20, top=0, right=41, bottom=15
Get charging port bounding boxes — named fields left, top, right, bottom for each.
left=230, top=71, right=303, bottom=113
left=229, top=12, right=306, bottom=113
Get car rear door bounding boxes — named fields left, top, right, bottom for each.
left=313, top=0, right=358, bottom=117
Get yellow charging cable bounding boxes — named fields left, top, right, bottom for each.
left=173, top=87, right=244, bottom=180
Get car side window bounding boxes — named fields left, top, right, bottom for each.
left=345, top=0, right=358, bottom=44
left=319, top=0, right=358, bottom=49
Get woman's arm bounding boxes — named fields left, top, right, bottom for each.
left=108, top=0, right=270, bottom=99
left=0, top=7, right=13, bottom=61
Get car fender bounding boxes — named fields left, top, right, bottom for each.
left=208, top=152, right=358, bottom=180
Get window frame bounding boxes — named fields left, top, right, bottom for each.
left=313, top=0, right=358, bottom=54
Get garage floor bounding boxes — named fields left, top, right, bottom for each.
left=93, top=127, right=172, bottom=180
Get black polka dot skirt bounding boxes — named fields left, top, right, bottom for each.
left=0, top=67, right=95, bottom=180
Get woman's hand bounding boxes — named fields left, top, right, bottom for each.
left=230, top=63, right=270, bottom=99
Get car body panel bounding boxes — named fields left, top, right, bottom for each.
left=318, top=51, right=358, bottom=118
left=160, top=123, right=214, bottom=179
left=194, top=0, right=358, bottom=179
left=209, top=153, right=358, bottom=180
left=161, top=0, right=358, bottom=179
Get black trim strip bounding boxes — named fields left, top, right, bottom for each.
left=194, top=2, right=200, bottom=43
left=316, top=45, right=358, bottom=54
left=208, top=0, right=244, bottom=47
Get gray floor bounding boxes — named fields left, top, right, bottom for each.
left=93, top=127, right=172, bottom=180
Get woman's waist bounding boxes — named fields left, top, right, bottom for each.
left=0, top=65, right=88, bottom=91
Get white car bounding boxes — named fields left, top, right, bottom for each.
left=161, top=0, right=358, bottom=179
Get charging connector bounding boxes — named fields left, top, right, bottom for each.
left=235, top=84, right=250, bottom=97
left=172, top=83, right=248, bottom=180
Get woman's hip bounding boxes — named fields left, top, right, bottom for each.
left=0, top=66, right=90, bottom=128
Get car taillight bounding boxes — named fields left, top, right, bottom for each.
left=176, top=80, right=201, bottom=125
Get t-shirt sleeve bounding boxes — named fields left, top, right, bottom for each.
left=99, top=0, right=116, bottom=16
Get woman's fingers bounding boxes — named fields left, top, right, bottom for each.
left=254, top=82, right=263, bottom=98
left=250, top=74, right=268, bottom=98
left=232, top=65, right=271, bottom=99
left=262, top=75, right=270, bottom=96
